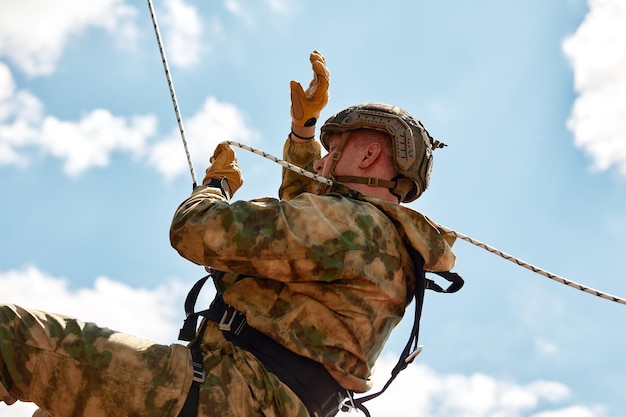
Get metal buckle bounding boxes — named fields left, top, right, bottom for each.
left=405, top=345, right=424, bottom=364
left=340, top=390, right=356, bottom=413
left=218, top=308, right=236, bottom=331
left=192, top=361, right=206, bottom=383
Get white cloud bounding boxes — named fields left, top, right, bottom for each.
left=531, top=405, right=608, bottom=417
left=0, top=62, right=44, bottom=165
left=225, top=0, right=245, bottom=17
left=1, top=60, right=256, bottom=180
left=0, top=0, right=138, bottom=76
left=161, top=0, right=204, bottom=68
left=0, top=63, right=14, bottom=102
left=0, top=266, right=610, bottom=417
left=148, top=96, right=258, bottom=181
left=563, top=0, right=626, bottom=176
left=0, top=61, right=158, bottom=176
left=0, top=265, right=194, bottom=417
left=0, top=402, right=38, bottom=417
left=39, top=110, right=156, bottom=177
left=225, top=0, right=290, bottom=21
left=339, top=357, right=602, bottom=417
left=0, top=265, right=189, bottom=342
left=0, top=63, right=43, bottom=125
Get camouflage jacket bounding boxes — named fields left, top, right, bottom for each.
left=170, top=137, right=455, bottom=393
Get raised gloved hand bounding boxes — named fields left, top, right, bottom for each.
left=202, top=143, right=243, bottom=198
left=290, top=50, right=330, bottom=137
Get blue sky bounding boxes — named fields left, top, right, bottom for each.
left=1, top=0, right=625, bottom=416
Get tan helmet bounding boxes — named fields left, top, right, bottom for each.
left=319, top=102, right=443, bottom=202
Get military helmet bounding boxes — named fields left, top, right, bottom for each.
left=320, top=102, right=441, bottom=202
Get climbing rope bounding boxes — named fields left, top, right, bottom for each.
left=221, top=141, right=626, bottom=306
left=221, top=140, right=333, bottom=186
left=437, top=226, right=626, bottom=305
left=147, top=0, right=198, bottom=188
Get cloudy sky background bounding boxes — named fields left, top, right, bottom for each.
left=1, top=0, right=625, bottom=416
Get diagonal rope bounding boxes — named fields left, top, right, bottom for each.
left=437, top=226, right=626, bottom=305
left=221, top=140, right=626, bottom=306
left=147, top=0, right=198, bottom=188
left=221, top=140, right=332, bottom=186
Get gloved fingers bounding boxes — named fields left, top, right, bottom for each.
left=209, top=143, right=235, bottom=165
left=307, top=62, right=329, bottom=101
left=290, top=80, right=306, bottom=121
left=306, top=52, right=330, bottom=100
left=290, top=50, right=330, bottom=127
left=310, top=51, right=329, bottom=80
left=203, top=143, right=243, bottom=195
left=310, top=50, right=326, bottom=68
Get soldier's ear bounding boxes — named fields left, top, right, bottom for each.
left=359, top=143, right=382, bottom=169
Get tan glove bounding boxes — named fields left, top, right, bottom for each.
left=202, top=144, right=243, bottom=198
left=290, top=50, right=330, bottom=129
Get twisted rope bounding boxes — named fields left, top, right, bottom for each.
left=222, top=140, right=626, bottom=306
left=437, top=226, right=626, bottom=305
left=221, top=140, right=332, bottom=186
left=147, top=0, right=198, bottom=187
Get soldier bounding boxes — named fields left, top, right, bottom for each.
left=0, top=50, right=456, bottom=417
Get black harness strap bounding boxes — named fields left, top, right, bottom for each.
left=175, top=269, right=347, bottom=417
left=176, top=259, right=464, bottom=417
left=176, top=319, right=207, bottom=417
left=205, top=294, right=347, bottom=417
left=176, top=271, right=217, bottom=417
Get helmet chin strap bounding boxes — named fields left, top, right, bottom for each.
left=316, top=131, right=349, bottom=196
left=332, top=175, right=415, bottom=202
left=317, top=131, right=412, bottom=201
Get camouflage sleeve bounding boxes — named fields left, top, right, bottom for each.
left=278, top=135, right=322, bottom=200
left=170, top=182, right=458, bottom=278
left=170, top=184, right=323, bottom=279
left=170, top=187, right=401, bottom=282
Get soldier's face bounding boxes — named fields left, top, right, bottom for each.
left=314, top=133, right=362, bottom=178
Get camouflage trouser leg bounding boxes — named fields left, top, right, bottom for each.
left=1, top=304, right=310, bottom=417
left=194, top=322, right=309, bottom=417
left=0, top=304, right=193, bottom=417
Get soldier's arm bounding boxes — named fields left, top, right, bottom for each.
left=278, top=135, right=321, bottom=200
left=279, top=50, right=329, bottom=200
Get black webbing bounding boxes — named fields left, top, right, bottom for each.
left=176, top=270, right=222, bottom=417
left=176, top=319, right=207, bottom=417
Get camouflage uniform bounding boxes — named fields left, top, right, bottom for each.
left=170, top=137, right=456, bottom=394
left=0, top=135, right=454, bottom=417
left=0, top=304, right=192, bottom=416
left=0, top=303, right=307, bottom=417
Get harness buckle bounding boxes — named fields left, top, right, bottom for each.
left=192, top=362, right=206, bottom=383
left=218, top=307, right=237, bottom=331
left=405, top=345, right=424, bottom=364
left=339, top=391, right=356, bottom=413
